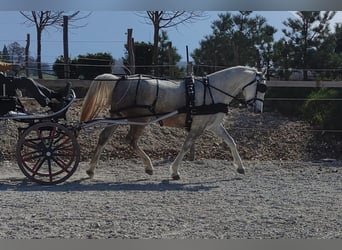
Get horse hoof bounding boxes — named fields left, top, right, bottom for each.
left=172, top=174, right=180, bottom=180
left=237, top=168, right=245, bottom=175
left=86, top=170, right=94, bottom=179
left=145, top=169, right=153, bottom=175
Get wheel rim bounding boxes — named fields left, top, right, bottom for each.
left=16, top=122, right=80, bottom=185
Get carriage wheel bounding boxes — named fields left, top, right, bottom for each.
left=16, top=122, right=80, bottom=185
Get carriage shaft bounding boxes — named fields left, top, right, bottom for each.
left=80, top=110, right=179, bottom=129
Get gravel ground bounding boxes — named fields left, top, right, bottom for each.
left=0, top=99, right=341, bottom=239
left=0, top=158, right=341, bottom=239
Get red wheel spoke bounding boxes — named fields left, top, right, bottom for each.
left=21, top=139, right=41, bottom=149
left=51, top=157, right=71, bottom=173
left=53, top=135, right=71, bottom=150
left=31, top=157, right=46, bottom=176
left=22, top=152, right=42, bottom=161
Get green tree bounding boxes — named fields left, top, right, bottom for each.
left=272, top=39, right=294, bottom=80
left=124, top=41, right=153, bottom=75
left=335, top=24, right=342, bottom=54
left=156, top=30, right=182, bottom=77
left=258, top=24, right=277, bottom=79
left=281, top=11, right=336, bottom=80
left=192, top=12, right=276, bottom=75
left=53, top=53, right=114, bottom=79
left=329, top=24, right=342, bottom=79
left=123, top=31, right=183, bottom=77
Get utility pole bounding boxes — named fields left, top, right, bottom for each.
left=63, top=15, right=70, bottom=79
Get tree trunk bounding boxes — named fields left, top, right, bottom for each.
left=36, top=29, right=43, bottom=79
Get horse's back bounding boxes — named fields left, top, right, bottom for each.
left=95, top=73, right=121, bottom=81
left=112, top=76, right=184, bottom=112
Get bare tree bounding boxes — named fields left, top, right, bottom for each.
left=137, top=11, right=206, bottom=74
left=20, top=11, right=90, bottom=79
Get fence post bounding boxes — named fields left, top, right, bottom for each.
left=25, top=33, right=30, bottom=77
left=127, top=28, right=135, bottom=75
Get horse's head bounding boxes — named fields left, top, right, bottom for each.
left=241, top=68, right=267, bottom=113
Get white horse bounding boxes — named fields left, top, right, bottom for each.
left=80, top=66, right=267, bottom=180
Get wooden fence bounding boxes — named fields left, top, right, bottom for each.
left=267, top=80, right=342, bottom=88
left=36, top=79, right=342, bottom=91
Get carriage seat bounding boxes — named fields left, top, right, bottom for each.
left=0, top=96, right=17, bottom=116
left=1, top=73, right=22, bottom=116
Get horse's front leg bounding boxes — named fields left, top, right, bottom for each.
left=210, top=124, right=245, bottom=174
left=170, top=130, right=202, bottom=180
left=87, top=125, right=118, bottom=178
left=127, top=125, right=154, bottom=175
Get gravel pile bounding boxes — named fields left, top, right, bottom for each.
left=2, top=98, right=341, bottom=163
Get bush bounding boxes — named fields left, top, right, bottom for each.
left=53, top=53, right=114, bottom=80
left=265, top=87, right=312, bottom=116
left=52, top=56, right=78, bottom=79
left=302, top=88, right=342, bottom=130
left=77, top=53, right=114, bottom=80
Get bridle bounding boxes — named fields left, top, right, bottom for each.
left=241, top=73, right=267, bottom=106
left=202, top=72, right=267, bottom=107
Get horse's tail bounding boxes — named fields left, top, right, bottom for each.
left=80, top=74, right=118, bottom=122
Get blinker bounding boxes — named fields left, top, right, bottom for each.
left=256, top=83, right=267, bottom=93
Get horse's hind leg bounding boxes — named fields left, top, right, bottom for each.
left=210, top=124, right=245, bottom=174
left=86, top=125, right=118, bottom=178
left=127, top=125, right=154, bottom=175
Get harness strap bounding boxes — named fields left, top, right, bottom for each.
left=134, top=75, right=141, bottom=106
left=202, top=77, right=215, bottom=105
left=184, top=76, right=195, bottom=131
left=178, top=103, right=228, bottom=116
left=184, top=76, right=232, bottom=131
left=206, top=82, right=245, bottom=105
left=111, top=75, right=163, bottom=126
left=151, top=78, right=163, bottom=126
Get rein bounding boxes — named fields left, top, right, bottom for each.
left=202, top=73, right=266, bottom=107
